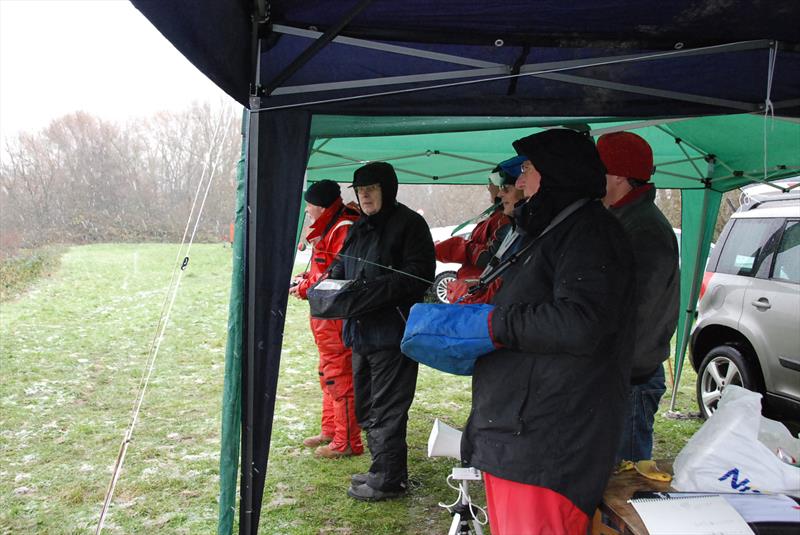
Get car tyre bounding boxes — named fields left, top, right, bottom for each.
left=696, top=345, right=759, bottom=419
left=430, top=271, right=457, bottom=304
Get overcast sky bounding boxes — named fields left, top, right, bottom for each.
left=0, top=0, right=234, bottom=155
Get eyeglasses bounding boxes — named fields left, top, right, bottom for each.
left=354, top=183, right=381, bottom=195
left=499, top=184, right=515, bottom=192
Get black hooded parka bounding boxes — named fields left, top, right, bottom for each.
left=462, top=130, right=636, bottom=517
left=328, top=162, right=435, bottom=492
left=328, top=164, right=436, bottom=354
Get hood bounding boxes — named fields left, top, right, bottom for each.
left=512, top=129, right=607, bottom=236
left=352, top=161, right=399, bottom=206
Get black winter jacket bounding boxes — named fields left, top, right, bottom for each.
left=462, top=200, right=635, bottom=517
left=328, top=202, right=435, bottom=355
left=609, top=186, right=680, bottom=380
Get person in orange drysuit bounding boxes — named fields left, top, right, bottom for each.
left=290, top=180, right=364, bottom=458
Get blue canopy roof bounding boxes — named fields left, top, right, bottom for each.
left=132, top=0, right=799, bottom=117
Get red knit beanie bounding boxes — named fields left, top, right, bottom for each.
left=597, top=131, right=654, bottom=182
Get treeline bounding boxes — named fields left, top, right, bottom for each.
left=1, top=104, right=737, bottom=257
left=0, top=103, right=241, bottom=255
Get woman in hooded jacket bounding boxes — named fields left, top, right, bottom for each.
left=462, top=129, right=636, bottom=534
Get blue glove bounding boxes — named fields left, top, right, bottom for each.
left=401, top=303, right=497, bottom=375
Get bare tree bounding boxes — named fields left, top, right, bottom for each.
left=396, top=184, right=490, bottom=228
left=655, top=188, right=740, bottom=241
left=0, top=102, right=240, bottom=252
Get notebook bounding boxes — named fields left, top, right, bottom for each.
left=629, top=494, right=754, bottom=535
left=631, top=491, right=800, bottom=524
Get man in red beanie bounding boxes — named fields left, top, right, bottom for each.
left=290, top=179, right=364, bottom=459
left=597, top=131, right=680, bottom=463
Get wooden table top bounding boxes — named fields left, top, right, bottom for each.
left=598, top=460, right=674, bottom=535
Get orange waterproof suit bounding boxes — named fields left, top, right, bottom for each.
left=296, top=198, right=363, bottom=454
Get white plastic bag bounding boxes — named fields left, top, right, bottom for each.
left=673, top=385, right=800, bottom=494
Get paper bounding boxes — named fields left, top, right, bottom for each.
left=629, top=494, right=754, bottom=535
left=313, top=279, right=351, bottom=291
left=632, top=491, right=800, bottom=524
left=723, top=493, right=800, bottom=524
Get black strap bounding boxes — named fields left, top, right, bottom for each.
left=467, top=199, right=591, bottom=295
left=468, top=236, right=534, bottom=293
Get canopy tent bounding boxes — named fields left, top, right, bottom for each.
left=304, top=112, right=800, bottom=410
left=128, top=2, right=800, bottom=534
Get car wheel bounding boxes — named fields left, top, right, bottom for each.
left=431, top=271, right=457, bottom=304
left=696, top=345, right=758, bottom=419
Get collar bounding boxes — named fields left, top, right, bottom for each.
left=611, top=183, right=654, bottom=209
left=306, top=197, right=344, bottom=242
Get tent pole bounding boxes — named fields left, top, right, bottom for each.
left=263, top=0, right=375, bottom=96
left=240, top=9, right=265, bottom=528
left=536, top=72, right=755, bottom=111
left=273, top=23, right=503, bottom=69
left=669, top=163, right=714, bottom=412
left=240, top=97, right=260, bottom=535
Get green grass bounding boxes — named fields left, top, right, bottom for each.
left=0, top=243, right=702, bottom=534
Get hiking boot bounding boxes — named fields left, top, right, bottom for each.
left=314, top=444, right=355, bottom=459
left=347, top=483, right=406, bottom=502
left=350, top=473, right=369, bottom=487
left=302, top=433, right=332, bottom=448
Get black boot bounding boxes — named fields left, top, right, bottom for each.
left=350, top=473, right=369, bottom=487
left=347, top=483, right=405, bottom=502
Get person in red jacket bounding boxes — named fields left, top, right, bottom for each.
left=290, top=180, right=364, bottom=458
left=438, top=156, right=525, bottom=302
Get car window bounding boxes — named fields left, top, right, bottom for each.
left=773, top=220, right=800, bottom=283
left=715, top=218, right=783, bottom=278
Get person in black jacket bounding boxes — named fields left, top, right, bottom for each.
left=326, top=161, right=435, bottom=501
left=462, top=129, right=636, bottom=534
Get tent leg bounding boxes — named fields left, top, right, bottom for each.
left=239, top=106, right=311, bottom=535
left=240, top=98, right=261, bottom=535
left=669, top=182, right=713, bottom=412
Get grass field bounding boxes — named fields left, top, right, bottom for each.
left=0, top=244, right=702, bottom=534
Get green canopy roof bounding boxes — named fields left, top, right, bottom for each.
left=308, top=114, right=800, bottom=190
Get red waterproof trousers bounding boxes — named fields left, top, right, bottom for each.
left=310, top=316, right=363, bottom=454
left=484, top=472, right=589, bottom=535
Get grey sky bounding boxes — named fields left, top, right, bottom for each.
left=0, top=0, right=234, bottom=154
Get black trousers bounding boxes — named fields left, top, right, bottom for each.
left=352, top=348, right=419, bottom=491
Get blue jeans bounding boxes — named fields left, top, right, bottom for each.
left=616, top=364, right=666, bottom=462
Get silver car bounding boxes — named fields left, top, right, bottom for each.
left=690, top=185, right=800, bottom=419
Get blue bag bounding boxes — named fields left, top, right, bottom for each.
left=400, top=303, right=497, bottom=376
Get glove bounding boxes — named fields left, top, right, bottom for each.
left=445, top=279, right=470, bottom=303
left=435, top=237, right=467, bottom=263
left=401, top=303, right=497, bottom=375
